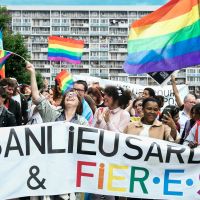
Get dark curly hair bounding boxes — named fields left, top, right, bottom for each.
left=104, top=86, right=131, bottom=109
left=142, top=97, right=159, bottom=108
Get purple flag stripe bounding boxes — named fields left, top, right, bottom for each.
left=123, top=51, right=200, bottom=74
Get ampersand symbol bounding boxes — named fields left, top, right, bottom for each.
left=27, top=165, right=46, bottom=190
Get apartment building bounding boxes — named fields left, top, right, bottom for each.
left=6, top=5, right=200, bottom=94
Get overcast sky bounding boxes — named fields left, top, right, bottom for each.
left=0, top=0, right=167, bottom=5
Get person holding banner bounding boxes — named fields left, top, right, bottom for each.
left=180, top=104, right=200, bottom=144
left=26, top=62, right=87, bottom=125
left=26, top=63, right=87, bottom=199
left=124, top=98, right=179, bottom=200
left=124, top=98, right=179, bottom=142
left=183, top=103, right=200, bottom=148
left=92, top=86, right=131, bottom=200
left=0, top=86, right=17, bottom=127
left=94, top=86, right=131, bottom=133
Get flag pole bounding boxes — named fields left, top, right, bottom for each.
left=6, top=50, right=29, bottom=63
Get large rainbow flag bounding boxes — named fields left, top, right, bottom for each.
left=48, top=36, right=84, bottom=64
left=0, top=32, right=6, bottom=78
left=0, top=50, right=12, bottom=70
left=123, top=0, right=200, bottom=74
left=55, top=70, right=74, bottom=95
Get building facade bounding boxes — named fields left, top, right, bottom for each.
left=6, top=5, right=200, bottom=95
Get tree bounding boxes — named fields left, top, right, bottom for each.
left=0, top=6, right=43, bottom=87
left=0, top=6, right=11, bottom=31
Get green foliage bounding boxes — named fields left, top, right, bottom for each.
left=3, top=31, right=30, bottom=81
left=21, top=71, right=44, bottom=90
left=0, top=6, right=11, bottom=31
left=0, top=6, right=44, bottom=87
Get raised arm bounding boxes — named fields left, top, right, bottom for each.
left=26, top=62, right=40, bottom=102
left=171, top=75, right=183, bottom=108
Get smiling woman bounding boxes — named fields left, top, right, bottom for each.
left=124, top=98, right=179, bottom=142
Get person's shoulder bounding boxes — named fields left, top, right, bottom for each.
left=10, top=98, right=20, bottom=106
left=127, top=120, right=141, bottom=128
left=120, top=108, right=130, bottom=117
left=20, top=93, right=27, bottom=101
left=4, top=108, right=15, bottom=117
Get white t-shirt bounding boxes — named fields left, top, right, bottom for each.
left=140, top=124, right=151, bottom=137
left=12, top=94, right=21, bottom=107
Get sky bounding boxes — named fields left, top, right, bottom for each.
left=0, top=0, right=167, bottom=5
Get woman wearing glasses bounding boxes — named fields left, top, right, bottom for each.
left=26, top=62, right=88, bottom=200
left=26, top=62, right=88, bottom=126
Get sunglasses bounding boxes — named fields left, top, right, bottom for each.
left=66, top=92, right=78, bottom=98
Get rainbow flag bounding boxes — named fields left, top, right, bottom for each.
left=55, top=70, right=74, bottom=95
left=0, top=31, right=5, bottom=78
left=48, top=36, right=84, bottom=64
left=0, top=65, right=5, bottom=79
left=0, top=50, right=12, bottom=70
left=123, top=0, right=200, bottom=74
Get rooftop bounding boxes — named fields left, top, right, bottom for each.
left=1, top=0, right=167, bottom=6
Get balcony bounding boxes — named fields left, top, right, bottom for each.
left=90, top=22, right=99, bottom=26
left=61, top=22, right=70, bottom=26
left=99, top=31, right=109, bottom=35
left=52, top=22, right=60, bottom=26
left=90, top=47, right=99, bottom=51
left=21, top=31, right=32, bottom=35
left=61, top=31, right=70, bottom=34
left=188, top=82, right=200, bottom=86
left=84, top=48, right=90, bottom=52
left=13, top=22, right=21, bottom=26
left=52, top=31, right=60, bottom=35
left=32, top=39, right=48, bottom=44
left=32, top=23, right=50, bottom=27
left=32, top=31, right=50, bottom=35
left=90, top=31, right=99, bottom=35
left=187, top=73, right=200, bottom=76
left=82, top=56, right=89, bottom=60
left=100, top=47, right=108, bottom=51
left=110, top=48, right=127, bottom=52
left=100, top=56, right=108, bottom=60
left=99, top=23, right=109, bottom=26
left=21, top=22, right=31, bottom=26
left=90, top=56, right=99, bottom=60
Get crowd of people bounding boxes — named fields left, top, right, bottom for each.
left=0, top=62, right=200, bottom=200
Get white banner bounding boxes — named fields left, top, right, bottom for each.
left=73, top=75, right=188, bottom=106
left=0, top=122, right=200, bottom=199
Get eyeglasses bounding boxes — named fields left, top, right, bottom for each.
left=73, top=88, right=85, bottom=92
left=66, top=92, right=78, bottom=98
